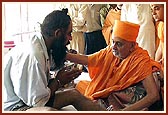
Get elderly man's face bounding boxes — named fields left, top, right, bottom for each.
left=112, top=36, right=135, bottom=60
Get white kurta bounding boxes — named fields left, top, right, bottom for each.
left=67, top=4, right=88, bottom=54
left=3, top=33, right=51, bottom=111
left=85, top=4, right=106, bottom=33
left=121, top=4, right=156, bottom=59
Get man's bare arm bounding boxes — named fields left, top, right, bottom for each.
left=122, top=74, right=160, bottom=111
left=66, top=52, right=88, bottom=65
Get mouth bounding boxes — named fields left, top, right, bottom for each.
left=112, top=49, right=117, bottom=53
left=153, top=16, right=160, bottom=21
left=112, top=50, right=118, bottom=56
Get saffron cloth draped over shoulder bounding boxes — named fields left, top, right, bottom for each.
left=76, top=45, right=160, bottom=100
left=157, top=21, right=164, bottom=71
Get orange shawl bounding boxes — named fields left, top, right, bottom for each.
left=102, top=9, right=121, bottom=45
left=157, top=21, right=164, bottom=43
left=76, top=45, right=160, bottom=100
left=156, top=21, right=164, bottom=71
left=157, top=21, right=164, bottom=56
left=155, top=22, right=160, bottom=50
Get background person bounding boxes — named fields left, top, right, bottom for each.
left=151, top=4, right=164, bottom=110
left=84, top=4, right=107, bottom=55
left=67, top=4, right=88, bottom=54
left=120, top=4, right=156, bottom=59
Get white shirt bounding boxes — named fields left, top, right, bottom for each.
left=85, top=4, right=106, bottom=32
left=3, top=33, right=51, bottom=111
left=68, top=4, right=88, bottom=32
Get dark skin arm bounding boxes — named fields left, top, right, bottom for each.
left=122, top=74, right=160, bottom=111
left=48, top=66, right=82, bottom=97
left=66, top=52, right=88, bottom=65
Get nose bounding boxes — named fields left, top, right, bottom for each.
left=112, top=42, right=117, bottom=50
left=151, top=9, right=156, bottom=15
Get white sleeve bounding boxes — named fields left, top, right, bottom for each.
left=72, top=5, right=88, bottom=27
left=120, top=4, right=127, bottom=21
left=10, top=53, right=51, bottom=107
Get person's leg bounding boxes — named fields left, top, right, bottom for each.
left=84, top=32, right=89, bottom=55
left=53, top=88, right=107, bottom=111
left=26, top=107, right=57, bottom=111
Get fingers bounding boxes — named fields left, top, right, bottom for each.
left=59, top=64, right=75, bottom=73
left=68, top=70, right=82, bottom=79
left=57, top=65, right=82, bottom=85
left=67, top=67, right=82, bottom=73
left=63, top=63, right=76, bottom=71
left=65, top=68, right=82, bottom=80
left=68, top=49, right=78, bottom=54
left=71, top=71, right=82, bottom=80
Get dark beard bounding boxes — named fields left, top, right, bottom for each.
left=50, top=35, right=67, bottom=70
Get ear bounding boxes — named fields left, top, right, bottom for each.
left=54, top=29, right=62, bottom=38
left=132, top=42, right=136, bottom=47
left=130, top=42, right=136, bottom=52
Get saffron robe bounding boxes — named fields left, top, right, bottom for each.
left=76, top=45, right=160, bottom=100
left=156, top=21, right=164, bottom=103
left=156, top=21, right=164, bottom=71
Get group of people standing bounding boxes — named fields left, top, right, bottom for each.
left=67, top=4, right=107, bottom=55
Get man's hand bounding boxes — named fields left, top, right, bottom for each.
left=67, top=49, right=78, bottom=54
left=56, top=66, right=82, bottom=86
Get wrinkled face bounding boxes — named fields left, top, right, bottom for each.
left=112, top=36, right=135, bottom=60
left=50, top=21, right=72, bottom=70
left=151, top=4, right=164, bottom=22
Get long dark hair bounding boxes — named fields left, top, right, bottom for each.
left=40, top=8, right=71, bottom=70
left=40, top=8, right=71, bottom=39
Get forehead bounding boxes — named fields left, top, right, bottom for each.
left=112, top=36, right=133, bottom=47
left=151, top=4, right=163, bottom=8
left=112, top=36, right=127, bottom=43
left=67, top=21, right=72, bottom=31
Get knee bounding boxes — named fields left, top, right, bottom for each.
left=44, top=107, right=58, bottom=111
left=71, top=88, right=83, bottom=97
left=26, top=107, right=57, bottom=111
left=64, top=88, right=82, bottom=99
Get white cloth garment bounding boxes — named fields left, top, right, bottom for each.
left=3, top=33, right=51, bottom=111
left=67, top=4, right=88, bottom=54
left=85, top=4, right=106, bottom=33
left=121, top=4, right=156, bottom=59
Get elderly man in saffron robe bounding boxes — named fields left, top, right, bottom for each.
left=66, top=20, right=162, bottom=111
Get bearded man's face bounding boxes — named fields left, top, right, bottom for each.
left=50, top=33, right=67, bottom=70
left=50, top=21, right=72, bottom=70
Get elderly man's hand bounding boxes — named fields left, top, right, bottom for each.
left=56, top=66, right=82, bottom=86
left=67, top=49, right=78, bottom=54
